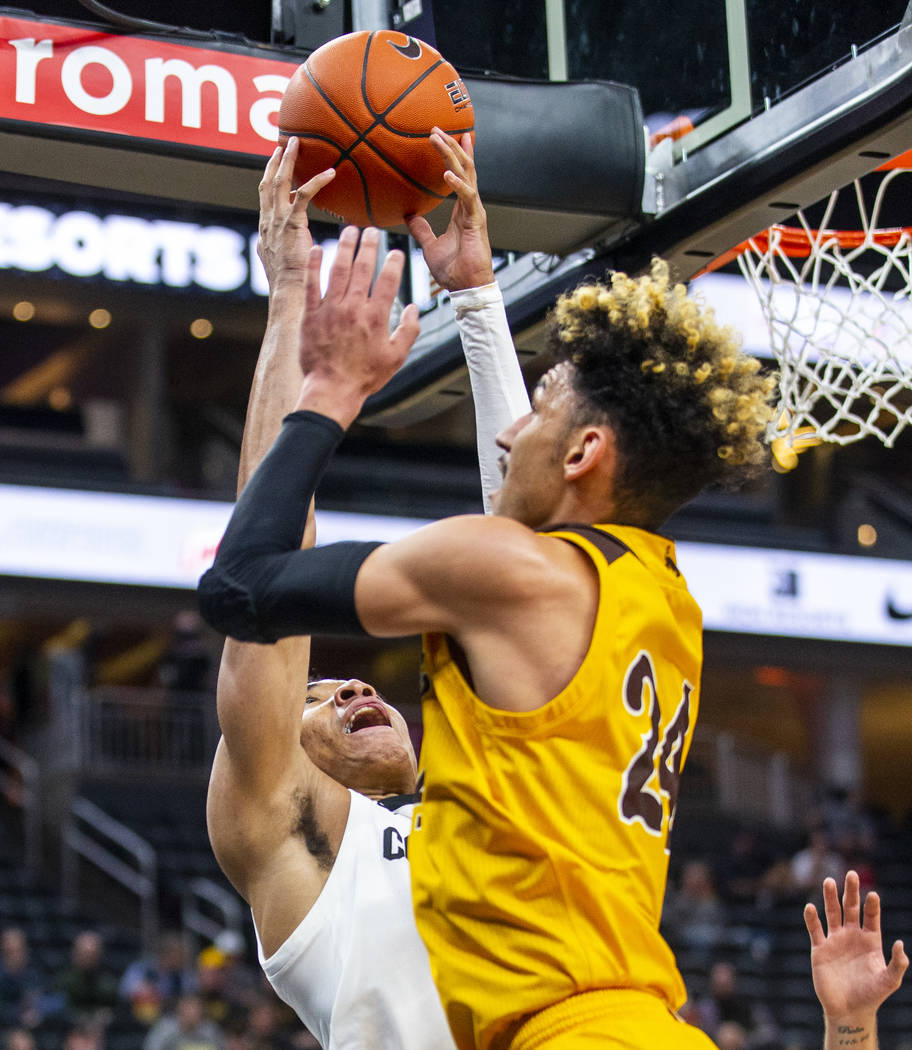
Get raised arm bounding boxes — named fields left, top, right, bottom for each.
left=805, top=870, right=908, bottom=1050
left=198, top=220, right=593, bottom=713
left=207, top=141, right=340, bottom=897
left=239, top=140, right=334, bottom=494
left=408, top=130, right=530, bottom=512
left=198, top=230, right=533, bottom=640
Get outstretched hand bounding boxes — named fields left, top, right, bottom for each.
left=257, top=137, right=336, bottom=290
left=806, top=870, right=908, bottom=1024
left=407, top=129, right=495, bottom=292
left=294, top=226, right=421, bottom=427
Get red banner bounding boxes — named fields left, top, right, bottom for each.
left=0, top=15, right=302, bottom=158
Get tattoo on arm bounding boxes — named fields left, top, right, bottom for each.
left=836, top=1025, right=871, bottom=1045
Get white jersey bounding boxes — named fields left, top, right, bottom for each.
left=255, top=790, right=456, bottom=1050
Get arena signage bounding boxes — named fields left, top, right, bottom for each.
left=0, top=201, right=268, bottom=294
left=0, top=483, right=910, bottom=647
left=0, top=484, right=429, bottom=590
left=0, top=196, right=435, bottom=302
left=0, top=14, right=298, bottom=158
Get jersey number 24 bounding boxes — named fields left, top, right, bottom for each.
left=618, top=650, right=693, bottom=843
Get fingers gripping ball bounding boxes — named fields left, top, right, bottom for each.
left=278, top=30, right=474, bottom=228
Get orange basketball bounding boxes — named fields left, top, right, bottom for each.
left=278, top=30, right=474, bottom=228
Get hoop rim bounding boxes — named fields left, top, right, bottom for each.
left=877, top=148, right=912, bottom=170
left=743, top=222, right=912, bottom=256
left=694, top=155, right=912, bottom=277
left=702, top=221, right=912, bottom=274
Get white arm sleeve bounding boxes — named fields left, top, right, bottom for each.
left=450, top=282, right=531, bottom=514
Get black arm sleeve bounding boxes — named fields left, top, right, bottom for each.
left=197, top=411, right=382, bottom=643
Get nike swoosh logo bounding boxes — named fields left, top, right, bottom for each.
left=886, top=595, right=912, bottom=620
left=388, top=36, right=422, bottom=59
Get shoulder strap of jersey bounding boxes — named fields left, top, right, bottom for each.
left=539, top=522, right=637, bottom=566
left=376, top=792, right=420, bottom=812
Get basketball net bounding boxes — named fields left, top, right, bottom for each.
left=717, top=154, right=912, bottom=460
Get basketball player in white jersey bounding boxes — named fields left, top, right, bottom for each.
left=205, top=133, right=905, bottom=1050
left=205, top=131, right=525, bottom=1050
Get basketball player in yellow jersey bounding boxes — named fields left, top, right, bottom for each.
left=416, top=515, right=703, bottom=1049
left=199, top=132, right=777, bottom=1050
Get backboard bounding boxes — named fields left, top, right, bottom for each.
left=364, top=0, right=912, bottom=424
left=548, top=0, right=912, bottom=278
left=2, top=0, right=911, bottom=426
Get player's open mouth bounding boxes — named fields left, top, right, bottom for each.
left=343, top=702, right=392, bottom=734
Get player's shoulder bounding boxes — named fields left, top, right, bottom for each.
left=414, top=512, right=531, bottom=539
left=409, top=514, right=574, bottom=586
left=408, top=513, right=564, bottom=560
left=365, top=514, right=589, bottom=622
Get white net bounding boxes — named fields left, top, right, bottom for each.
left=735, top=167, right=912, bottom=448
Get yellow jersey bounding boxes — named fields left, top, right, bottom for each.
left=409, top=524, right=703, bottom=1050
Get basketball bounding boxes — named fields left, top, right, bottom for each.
left=278, top=30, right=474, bottom=228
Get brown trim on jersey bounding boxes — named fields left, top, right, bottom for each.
left=442, top=525, right=635, bottom=700
left=539, top=522, right=636, bottom=566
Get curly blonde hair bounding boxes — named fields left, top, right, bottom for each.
left=549, top=258, right=777, bottom=526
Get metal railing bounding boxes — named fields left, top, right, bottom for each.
left=73, top=688, right=814, bottom=826
left=78, top=686, right=220, bottom=778
left=62, top=796, right=158, bottom=952
left=0, top=736, right=42, bottom=873
left=182, top=876, right=244, bottom=950
left=714, top=730, right=815, bottom=828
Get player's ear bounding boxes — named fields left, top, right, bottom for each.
left=563, top=424, right=615, bottom=481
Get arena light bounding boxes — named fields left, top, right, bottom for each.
left=190, top=318, right=213, bottom=339
left=857, top=523, right=878, bottom=548
left=88, top=307, right=111, bottom=328
left=48, top=386, right=72, bottom=409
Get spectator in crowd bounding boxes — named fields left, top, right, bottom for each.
left=220, top=1031, right=250, bottom=1050
left=662, top=859, right=729, bottom=954
left=143, top=993, right=223, bottom=1050
left=714, top=1022, right=749, bottom=1050
left=760, top=826, right=848, bottom=909
left=62, top=1022, right=105, bottom=1050
left=819, top=786, right=877, bottom=858
left=241, top=994, right=297, bottom=1050
left=819, top=787, right=878, bottom=894
left=714, top=829, right=773, bottom=905
left=790, top=828, right=848, bottom=903
left=194, top=948, right=235, bottom=1030
left=55, top=931, right=119, bottom=1028
left=694, top=961, right=778, bottom=1049
left=2, top=1028, right=36, bottom=1050
left=0, top=682, right=14, bottom=742
left=119, top=931, right=196, bottom=1026
left=0, top=928, right=45, bottom=1031
left=157, top=612, right=213, bottom=694
left=157, top=611, right=214, bottom=764
left=209, top=932, right=256, bottom=1013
